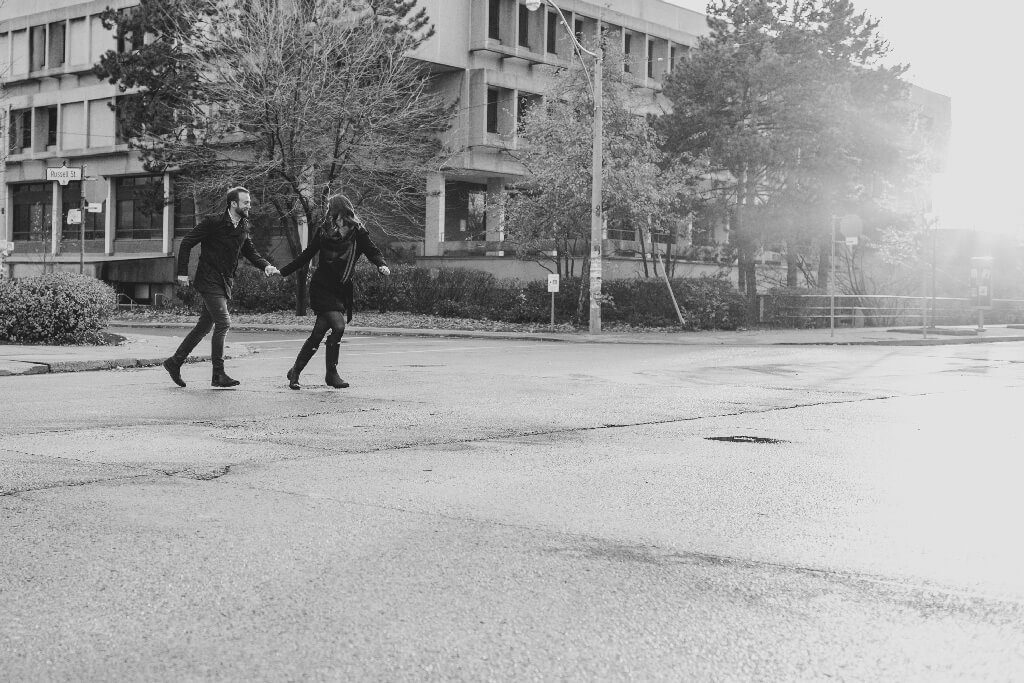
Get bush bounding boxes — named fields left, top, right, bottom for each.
left=230, top=264, right=298, bottom=312
left=0, top=272, right=117, bottom=344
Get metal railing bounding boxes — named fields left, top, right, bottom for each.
left=758, top=294, right=1024, bottom=328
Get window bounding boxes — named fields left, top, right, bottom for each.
left=546, top=11, right=558, bottom=54
left=115, top=95, right=141, bottom=144
left=9, top=109, right=31, bottom=154
left=518, top=4, right=530, bottom=48
left=44, top=107, right=58, bottom=148
left=60, top=182, right=104, bottom=241
left=115, top=176, right=164, bottom=239
left=488, top=0, right=501, bottom=40
left=445, top=182, right=487, bottom=241
left=574, top=19, right=583, bottom=43
left=623, top=34, right=631, bottom=73
left=49, top=21, right=66, bottom=67
left=647, top=39, right=655, bottom=78
left=517, top=92, right=541, bottom=130
left=116, top=8, right=141, bottom=54
left=173, top=189, right=198, bottom=237
left=11, top=183, right=53, bottom=242
left=607, top=219, right=636, bottom=242
left=486, top=87, right=500, bottom=134
left=670, top=46, right=677, bottom=70
left=29, top=25, right=46, bottom=71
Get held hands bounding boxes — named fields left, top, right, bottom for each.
left=176, top=275, right=190, bottom=287
left=378, top=265, right=391, bottom=276
left=264, top=265, right=281, bottom=277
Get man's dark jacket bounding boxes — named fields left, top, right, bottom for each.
left=176, top=211, right=271, bottom=299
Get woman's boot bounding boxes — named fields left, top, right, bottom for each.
left=324, top=343, right=349, bottom=388
left=287, top=338, right=320, bottom=390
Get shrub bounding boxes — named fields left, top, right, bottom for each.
left=0, top=272, right=117, bottom=344
left=230, top=264, right=298, bottom=312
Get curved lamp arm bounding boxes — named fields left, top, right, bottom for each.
left=524, top=0, right=599, bottom=93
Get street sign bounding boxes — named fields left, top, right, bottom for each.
left=839, top=213, right=863, bottom=238
left=970, top=256, right=993, bottom=310
left=66, top=209, right=82, bottom=225
left=547, top=274, right=560, bottom=293
left=845, top=236, right=859, bottom=246
left=86, top=202, right=103, bottom=213
left=46, top=166, right=83, bottom=185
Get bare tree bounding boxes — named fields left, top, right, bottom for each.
left=96, top=0, right=454, bottom=313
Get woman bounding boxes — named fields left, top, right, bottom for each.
left=280, top=195, right=390, bottom=389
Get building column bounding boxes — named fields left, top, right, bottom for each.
left=104, top=178, right=114, bottom=255
left=424, top=173, right=445, bottom=257
left=485, top=177, right=504, bottom=256
left=50, top=181, right=60, bottom=257
left=162, top=173, right=173, bottom=255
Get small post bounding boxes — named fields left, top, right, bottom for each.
left=830, top=217, right=836, bottom=337
left=978, top=308, right=984, bottom=332
left=79, top=164, right=87, bottom=274
left=547, top=272, right=560, bottom=330
left=550, top=292, right=555, bottom=329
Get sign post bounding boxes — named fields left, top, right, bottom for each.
left=970, top=256, right=993, bottom=331
left=547, top=273, right=560, bottom=329
left=47, top=163, right=96, bottom=274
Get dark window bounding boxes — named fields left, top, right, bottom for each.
left=115, top=95, right=141, bottom=143
left=486, top=87, right=499, bottom=134
left=445, top=182, right=487, bottom=241
left=546, top=11, right=558, bottom=53
left=518, top=4, right=530, bottom=48
left=60, top=181, right=104, bottom=241
left=173, top=188, right=198, bottom=237
left=607, top=219, right=635, bottom=242
left=670, top=46, right=676, bottom=69
left=49, top=21, right=66, bottom=67
left=45, top=107, right=58, bottom=147
left=115, top=176, right=164, bottom=239
left=29, top=25, right=46, bottom=71
left=116, top=8, right=140, bottom=54
left=488, top=0, right=501, bottom=40
left=574, top=19, right=583, bottom=43
left=623, top=34, right=631, bottom=73
left=9, top=109, right=31, bottom=153
left=11, top=183, right=52, bottom=242
left=647, top=39, right=655, bottom=78
left=517, top=93, right=540, bottom=130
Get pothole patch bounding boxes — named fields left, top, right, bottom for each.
left=705, top=436, right=788, bottom=444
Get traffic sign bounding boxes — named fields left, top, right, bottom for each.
left=46, top=166, right=83, bottom=185
left=66, top=209, right=82, bottom=225
left=547, top=274, right=560, bottom=293
left=86, top=202, right=103, bottom=213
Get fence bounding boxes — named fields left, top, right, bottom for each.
left=759, top=294, right=1024, bottom=328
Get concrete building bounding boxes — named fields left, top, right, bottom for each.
left=0, top=0, right=948, bottom=296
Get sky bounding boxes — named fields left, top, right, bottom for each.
left=658, top=0, right=1023, bottom=235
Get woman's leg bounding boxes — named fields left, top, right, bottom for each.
left=323, top=311, right=349, bottom=388
left=287, top=314, right=331, bottom=389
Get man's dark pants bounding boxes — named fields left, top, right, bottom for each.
left=171, top=291, right=231, bottom=372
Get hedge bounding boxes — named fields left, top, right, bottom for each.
left=0, top=272, right=117, bottom=344
left=166, top=263, right=750, bottom=330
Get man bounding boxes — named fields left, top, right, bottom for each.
left=162, top=187, right=279, bottom=388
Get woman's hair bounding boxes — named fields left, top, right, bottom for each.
left=327, top=194, right=357, bottom=224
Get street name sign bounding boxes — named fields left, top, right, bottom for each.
left=86, top=202, right=103, bottom=213
left=46, top=166, right=83, bottom=185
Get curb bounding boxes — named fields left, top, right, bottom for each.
left=0, top=346, right=251, bottom=377
left=106, top=320, right=1024, bottom=348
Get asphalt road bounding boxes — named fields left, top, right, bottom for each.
left=3, top=331, right=1023, bottom=680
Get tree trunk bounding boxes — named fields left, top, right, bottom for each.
left=786, top=247, right=799, bottom=287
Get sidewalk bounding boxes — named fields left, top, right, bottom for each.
left=3, top=322, right=1024, bottom=377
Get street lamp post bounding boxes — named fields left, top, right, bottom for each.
left=525, top=0, right=604, bottom=333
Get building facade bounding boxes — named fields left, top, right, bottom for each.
left=0, top=0, right=948, bottom=294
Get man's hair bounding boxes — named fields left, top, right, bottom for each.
left=226, top=186, right=249, bottom=208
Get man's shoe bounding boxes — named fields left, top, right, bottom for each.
left=211, top=371, right=240, bottom=388
left=286, top=367, right=302, bottom=390
left=162, top=358, right=186, bottom=387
